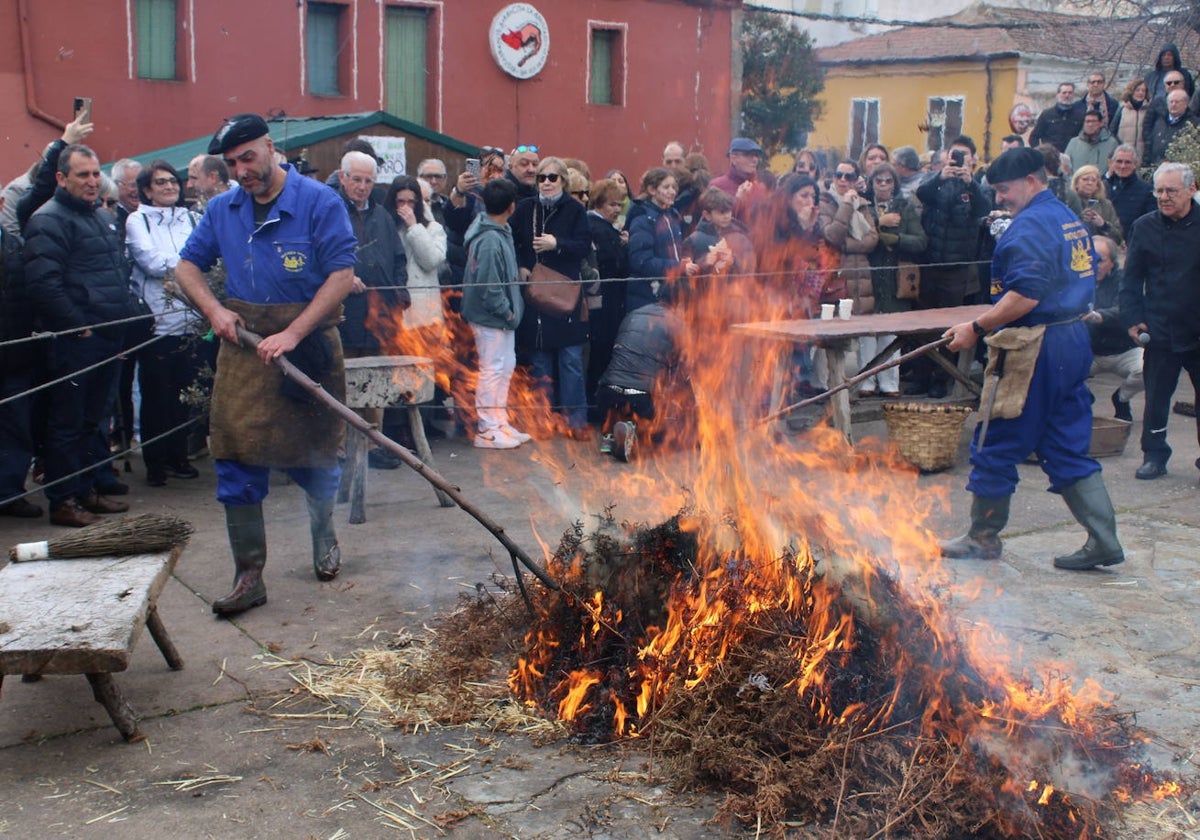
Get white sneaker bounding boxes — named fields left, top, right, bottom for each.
left=473, top=429, right=520, bottom=449
left=501, top=424, right=532, bottom=444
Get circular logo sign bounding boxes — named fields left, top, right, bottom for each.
left=1009, top=102, right=1035, bottom=134
left=490, top=3, right=550, bottom=80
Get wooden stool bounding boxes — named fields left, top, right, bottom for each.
left=0, top=550, right=184, bottom=742
left=339, top=355, right=453, bottom=523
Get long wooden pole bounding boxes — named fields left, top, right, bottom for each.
left=760, top=336, right=954, bottom=424
left=234, top=324, right=562, bottom=594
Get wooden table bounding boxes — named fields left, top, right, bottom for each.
left=733, top=305, right=990, bottom=439
left=0, top=549, right=184, bottom=742
left=339, top=355, right=453, bottom=522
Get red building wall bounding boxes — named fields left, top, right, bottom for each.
left=0, top=0, right=739, bottom=185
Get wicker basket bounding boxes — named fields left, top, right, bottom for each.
left=882, top=402, right=973, bottom=473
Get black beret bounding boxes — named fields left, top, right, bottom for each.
left=208, top=113, right=269, bottom=155
left=986, top=147, right=1043, bottom=185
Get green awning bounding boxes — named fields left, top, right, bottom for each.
left=127, top=111, right=479, bottom=171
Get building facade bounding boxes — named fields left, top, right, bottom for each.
left=0, top=0, right=740, bottom=181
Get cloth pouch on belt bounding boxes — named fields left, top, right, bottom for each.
left=981, top=325, right=1046, bottom=419
left=209, top=299, right=345, bottom=469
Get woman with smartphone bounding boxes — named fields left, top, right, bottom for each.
left=1071, top=165, right=1124, bottom=245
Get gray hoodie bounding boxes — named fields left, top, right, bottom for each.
left=461, top=214, right=522, bottom=330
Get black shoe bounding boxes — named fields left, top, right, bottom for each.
left=1111, top=390, right=1133, bottom=422
left=0, top=497, right=43, bottom=518
left=95, top=479, right=130, bottom=496
left=368, top=449, right=401, bottom=469
left=1135, top=460, right=1168, bottom=480
left=164, top=462, right=199, bottom=479
left=146, top=470, right=168, bottom=487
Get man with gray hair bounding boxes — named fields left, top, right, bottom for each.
left=1146, top=88, right=1196, bottom=165
left=109, top=158, right=142, bottom=239
left=336, top=150, right=409, bottom=468
left=662, top=141, right=687, bottom=169
left=890, top=145, right=923, bottom=198
left=1119, top=161, right=1200, bottom=480
left=1084, top=235, right=1142, bottom=422
left=1103, top=144, right=1157, bottom=234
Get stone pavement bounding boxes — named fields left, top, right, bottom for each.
left=0, top=370, right=1197, bottom=838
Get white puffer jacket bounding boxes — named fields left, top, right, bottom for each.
left=397, top=215, right=448, bottom=330
left=126, top=204, right=201, bottom=336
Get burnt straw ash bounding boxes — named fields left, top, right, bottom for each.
left=506, top=511, right=1188, bottom=839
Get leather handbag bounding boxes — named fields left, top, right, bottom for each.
left=526, top=262, right=581, bottom=317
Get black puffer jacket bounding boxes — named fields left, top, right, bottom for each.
left=23, top=188, right=134, bottom=340
left=916, top=173, right=991, bottom=264
left=0, top=230, right=34, bottom=371
left=1120, top=206, right=1200, bottom=353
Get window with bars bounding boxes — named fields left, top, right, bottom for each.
left=385, top=7, right=429, bottom=124
left=136, top=0, right=177, bottom=80
left=307, top=2, right=345, bottom=96
left=926, top=97, right=965, bottom=152
left=849, top=98, right=879, bottom=161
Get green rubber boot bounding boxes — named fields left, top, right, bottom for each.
left=307, top=494, right=341, bottom=581
left=213, top=503, right=267, bottom=615
left=939, top=495, right=1010, bottom=560
left=1054, top=473, right=1125, bottom=570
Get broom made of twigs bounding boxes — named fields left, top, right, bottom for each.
left=10, top=513, right=195, bottom=562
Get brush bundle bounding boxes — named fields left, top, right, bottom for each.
left=10, top=513, right=195, bottom=562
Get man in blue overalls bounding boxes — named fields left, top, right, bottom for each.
left=176, top=114, right=358, bottom=615
left=940, top=146, right=1124, bottom=571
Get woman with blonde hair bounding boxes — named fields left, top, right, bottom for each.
left=1071, top=165, right=1123, bottom=245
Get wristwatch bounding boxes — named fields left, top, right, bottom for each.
left=971, top=320, right=987, bottom=337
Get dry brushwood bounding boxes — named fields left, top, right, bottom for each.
left=507, top=511, right=1188, bottom=840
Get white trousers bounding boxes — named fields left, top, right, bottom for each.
left=470, top=324, right=515, bottom=433
left=1089, top=347, right=1144, bottom=401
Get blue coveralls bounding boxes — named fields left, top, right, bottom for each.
left=966, top=189, right=1102, bottom=498
left=179, top=164, right=357, bottom=505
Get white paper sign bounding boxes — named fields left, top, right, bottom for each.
left=360, top=135, right=407, bottom=180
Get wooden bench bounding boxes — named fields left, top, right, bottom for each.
left=339, top=354, right=454, bottom=522
left=0, top=549, right=184, bottom=742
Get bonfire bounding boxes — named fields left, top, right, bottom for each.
left=358, top=247, right=1188, bottom=838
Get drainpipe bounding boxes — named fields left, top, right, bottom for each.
left=18, top=0, right=66, bottom=131
left=984, top=56, right=995, bottom=162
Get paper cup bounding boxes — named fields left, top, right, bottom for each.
left=838, top=298, right=853, bottom=319
left=820, top=304, right=835, bottom=320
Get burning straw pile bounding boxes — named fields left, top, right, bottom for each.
left=507, top=510, right=1186, bottom=839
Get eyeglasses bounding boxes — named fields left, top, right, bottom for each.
left=1088, top=78, right=1105, bottom=85
left=513, top=145, right=539, bottom=155
left=419, top=172, right=446, bottom=180
left=1155, top=186, right=1184, bottom=196
left=104, top=199, right=119, bottom=208
left=833, top=171, right=856, bottom=180
left=152, top=176, right=179, bottom=186
left=536, top=172, right=560, bottom=183
left=873, top=177, right=895, bottom=184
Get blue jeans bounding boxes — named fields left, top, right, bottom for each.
left=532, top=344, right=587, bottom=431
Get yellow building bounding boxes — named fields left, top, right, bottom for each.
left=809, top=5, right=1200, bottom=164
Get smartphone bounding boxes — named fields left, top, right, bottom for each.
left=73, top=96, right=92, bottom=123
left=465, top=158, right=481, bottom=179
left=1087, top=199, right=1099, bottom=208
left=949, top=149, right=965, bottom=167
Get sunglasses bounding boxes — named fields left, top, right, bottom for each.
left=833, top=171, right=857, bottom=180
left=571, top=190, right=589, bottom=199
left=536, top=172, right=561, bottom=183
left=513, top=145, right=539, bottom=155
left=1166, top=79, right=1184, bottom=85
left=153, top=176, right=179, bottom=186
left=480, top=146, right=505, bottom=156
left=873, top=177, right=894, bottom=184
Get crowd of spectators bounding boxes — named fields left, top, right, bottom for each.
left=1, top=46, right=1196, bottom=521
